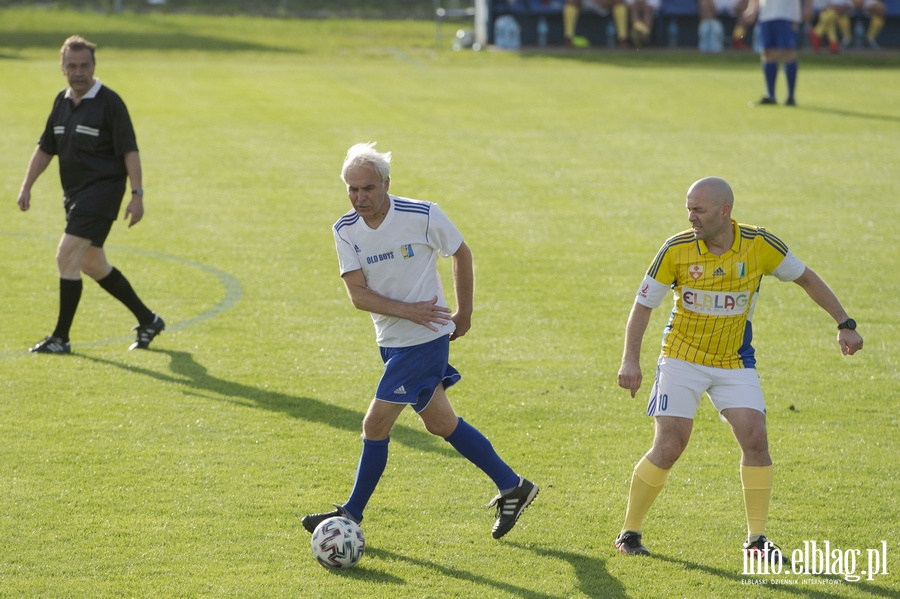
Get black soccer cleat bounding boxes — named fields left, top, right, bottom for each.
left=29, top=335, right=71, bottom=354
left=302, top=504, right=360, bottom=534
left=756, top=96, right=777, bottom=106
left=615, top=530, right=650, bottom=555
left=744, top=536, right=786, bottom=565
left=129, top=314, right=165, bottom=350
left=489, top=477, right=539, bottom=539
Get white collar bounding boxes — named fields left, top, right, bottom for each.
left=65, top=78, right=103, bottom=100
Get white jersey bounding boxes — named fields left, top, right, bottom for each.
left=333, top=195, right=464, bottom=348
left=758, top=0, right=802, bottom=22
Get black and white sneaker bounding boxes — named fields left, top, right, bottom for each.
left=29, top=335, right=71, bottom=354
left=302, top=504, right=360, bottom=534
left=744, top=536, right=786, bottom=565
left=489, top=477, right=538, bottom=539
left=615, top=530, right=650, bottom=555
left=129, top=314, right=165, bottom=350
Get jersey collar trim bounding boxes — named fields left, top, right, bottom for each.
left=65, top=78, right=103, bottom=100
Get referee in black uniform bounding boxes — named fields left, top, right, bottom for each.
left=17, top=35, right=164, bottom=354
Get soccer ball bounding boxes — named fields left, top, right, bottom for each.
left=310, top=516, right=365, bottom=569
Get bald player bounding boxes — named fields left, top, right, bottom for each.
left=614, top=177, right=863, bottom=562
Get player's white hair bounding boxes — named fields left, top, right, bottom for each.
left=341, top=142, right=391, bottom=184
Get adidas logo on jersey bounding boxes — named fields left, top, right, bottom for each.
left=713, top=267, right=726, bottom=277
left=393, top=385, right=407, bottom=395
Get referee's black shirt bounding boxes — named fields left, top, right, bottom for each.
left=38, top=81, right=139, bottom=219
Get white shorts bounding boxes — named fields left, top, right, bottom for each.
left=647, top=357, right=766, bottom=419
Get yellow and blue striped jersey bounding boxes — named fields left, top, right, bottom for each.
left=636, top=220, right=805, bottom=369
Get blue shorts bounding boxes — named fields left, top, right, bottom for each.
left=759, top=20, right=798, bottom=51
left=375, top=335, right=461, bottom=413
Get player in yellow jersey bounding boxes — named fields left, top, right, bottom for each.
left=614, top=177, right=863, bottom=562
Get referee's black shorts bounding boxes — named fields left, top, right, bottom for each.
left=65, top=211, right=115, bottom=247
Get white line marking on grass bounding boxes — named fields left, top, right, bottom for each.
left=1, top=234, right=243, bottom=357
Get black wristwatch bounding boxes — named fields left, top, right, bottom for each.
left=837, top=318, right=856, bottom=331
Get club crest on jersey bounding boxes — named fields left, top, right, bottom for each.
left=401, top=244, right=414, bottom=259
left=689, top=265, right=704, bottom=280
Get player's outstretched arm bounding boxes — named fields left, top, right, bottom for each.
left=618, top=301, right=653, bottom=398
left=792, top=267, right=864, bottom=355
left=341, top=269, right=451, bottom=331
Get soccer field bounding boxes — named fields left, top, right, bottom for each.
left=0, top=9, right=897, bottom=598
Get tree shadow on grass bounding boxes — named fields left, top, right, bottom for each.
left=75, top=349, right=457, bottom=458
left=653, top=553, right=898, bottom=598
left=0, top=30, right=301, bottom=55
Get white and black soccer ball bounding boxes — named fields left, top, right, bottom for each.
left=310, top=516, right=365, bottom=569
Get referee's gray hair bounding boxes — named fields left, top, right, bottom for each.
left=341, top=142, right=391, bottom=184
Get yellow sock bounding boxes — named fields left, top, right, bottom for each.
left=741, top=465, right=774, bottom=540
left=837, top=15, right=851, bottom=40
left=733, top=24, right=746, bottom=40
left=613, top=4, right=628, bottom=41
left=564, top=4, right=579, bottom=39
left=815, top=8, right=834, bottom=36
left=868, top=15, right=885, bottom=41
left=622, top=456, right=669, bottom=533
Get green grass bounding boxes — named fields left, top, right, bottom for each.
left=1, top=8, right=898, bottom=598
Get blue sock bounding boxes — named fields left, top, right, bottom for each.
left=784, top=61, right=798, bottom=100
left=763, top=62, right=778, bottom=100
left=343, top=437, right=389, bottom=521
left=445, top=418, right=519, bottom=493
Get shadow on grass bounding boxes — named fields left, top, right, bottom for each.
left=508, top=543, right=628, bottom=599
left=0, top=30, right=301, bottom=55
left=653, top=553, right=897, bottom=597
left=363, top=545, right=602, bottom=598
left=75, top=349, right=457, bottom=458
left=514, top=47, right=900, bottom=70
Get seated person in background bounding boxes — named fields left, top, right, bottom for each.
left=808, top=0, right=852, bottom=52
left=853, top=0, right=887, bottom=48
left=699, top=0, right=754, bottom=49
left=627, top=0, right=659, bottom=46
left=564, top=0, right=630, bottom=47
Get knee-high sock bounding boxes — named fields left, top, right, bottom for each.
left=52, top=278, right=83, bottom=341
left=837, top=15, right=851, bottom=41
left=564, top=3, right=579, bottom=38
left=343, top=437, right=389, bottom=521
left=784, top=61, right=798, bottom=100
left=622, top=456, right=669, bottom=533
left=741, top=465, right=774, bottom=540
left=445, top=417, right=519, bottom=493
left=868, top=16, right=884, bottom=41
left=96, top=267, right=154, bottom=325
left=815, top=8, right=835, bottom=37
left=763, top=62, right=778, bottom=100
left=613, top=4, right=628, bottom=40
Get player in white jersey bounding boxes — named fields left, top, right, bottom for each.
left=302, top=142, right=537, bottom=541
left=745, top=0, right=813, bottom=105
left=613, top=177, right=863, bottom=561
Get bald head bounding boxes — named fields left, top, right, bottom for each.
left=685, top=177, right=735, bottom=247
left=687, top=177, right=734, bottom=209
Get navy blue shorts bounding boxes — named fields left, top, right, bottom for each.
left=375, top=335, right=461, bottom=413
left=759, top=20, right=798, bottom=51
